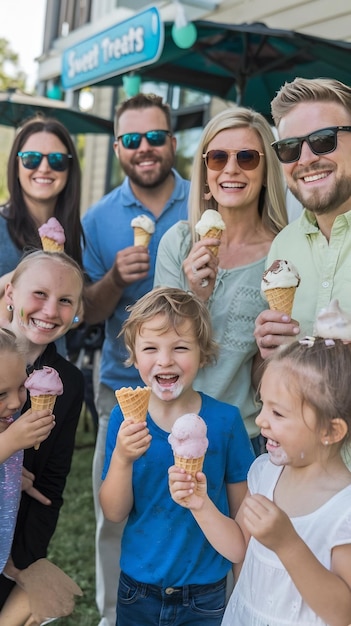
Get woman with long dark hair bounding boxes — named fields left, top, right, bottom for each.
left=0, top=115, right=83, bottom=274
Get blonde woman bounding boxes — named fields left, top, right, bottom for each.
left=155, top=106, right=287, bottom=452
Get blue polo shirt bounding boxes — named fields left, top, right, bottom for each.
left=82, top=171, right=190, bottom=391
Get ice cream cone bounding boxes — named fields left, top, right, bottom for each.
left=30, top=395, right=57, bottom=450
left=201, top=227, right=223, bottom=256
left=133, top=227, right=151, bottom=248
left=265, top=286, right=296, bottom=316
left=173, top=454, right=204, bottom=478
left=41, top=236, right=64, bottom=253
left=115, top=386, right=151, bottom=423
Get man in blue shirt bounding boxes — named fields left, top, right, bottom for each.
left=82, top=93, right=190, bottom=626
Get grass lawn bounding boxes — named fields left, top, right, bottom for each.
left=47, top=410, right=101, bottom=625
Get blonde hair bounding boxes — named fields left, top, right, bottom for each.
left=271, top=77, right=351, bottom=127
left=188, top=106, right=287, bottom=242
left=120, top=287, right=218, bottom=367
left=12, top=250, right=84, bottom=308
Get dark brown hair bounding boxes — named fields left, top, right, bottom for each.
left=114, top=93, right=172, bottom=138
left=2, top=115, right=84, bottom=267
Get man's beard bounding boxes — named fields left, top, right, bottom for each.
left=120, top=151, right=175, bottom=189
left=289, top=173, right=351, bottom=215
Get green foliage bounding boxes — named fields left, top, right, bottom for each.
left=47, top=410, right=100, bottom=624
left=0, top=38, right=26, bottom=91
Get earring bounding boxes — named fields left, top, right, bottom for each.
left=72, top=315, right=80, bottom=324
left=324, top=440, right=329, bottom=446
left=6, top=304, right=13, bottom=312
left=203, top=182, right=212, bottom=201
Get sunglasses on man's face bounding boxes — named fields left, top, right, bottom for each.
left=271, top=126, right=351, bottom=164
left=17, top=151, right=73, bottom=171
left=203, top=149, right=265, bottom=171
left=116, top=130, right=172, bottom=150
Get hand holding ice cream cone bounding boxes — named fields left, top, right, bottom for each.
left=25, top=366, right=63, bottom=449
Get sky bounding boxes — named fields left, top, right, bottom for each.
left=0, top=0, right=47, bottom=90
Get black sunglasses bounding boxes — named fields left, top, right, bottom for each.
left=271, top=126, right=351, bottom=164
left=17, top=151, right=73, bottom=171
left=203, top=149, right=264, bottom=171
left=116, top=130, right=172, bottom=150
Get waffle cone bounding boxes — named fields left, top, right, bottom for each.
left=133, top=227, right=151, bottom=248
left=173, top=454, right=204, bottom=478
left=41, top=236, right=64, bottom=253
left=265, top=286, right=296, bottom=316
left=201, top=227, right=223, bottom=256
left=115, top=386, right=151, bottom=423
left=30, top=395, right=57, bottom=450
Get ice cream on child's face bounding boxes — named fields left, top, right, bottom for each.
left=168, top=413, right=208, bottom=458
left=134, top=315, right=202, bottom=401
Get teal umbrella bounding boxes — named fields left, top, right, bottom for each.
left=0, top=91, right=113, bottom=134
left=98, top=21, right=351, bottom=122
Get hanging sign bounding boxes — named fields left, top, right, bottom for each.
left=62, top=7, right=163, bottom=90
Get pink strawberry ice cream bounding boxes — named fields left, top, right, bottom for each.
left=38, top=217, right=66, bottom=251
left=25, top=366, right=63, bottom=397
left=168, top=414, right=208, bottom=458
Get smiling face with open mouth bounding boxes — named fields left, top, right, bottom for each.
left=6, top=257, right=82, bottom=347
left=278, top=101, right=351, bottom=217
left=134, top=314, right=202, bottom=402
left=115, top=106, right=176, bottom=191
left=256, top=362, right=323, bottom=468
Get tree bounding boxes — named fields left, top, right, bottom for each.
left=0, top=37, right=26, bottom=91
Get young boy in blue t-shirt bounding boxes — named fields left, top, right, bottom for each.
left=100, top=287, right=254, bottom=626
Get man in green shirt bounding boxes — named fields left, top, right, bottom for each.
left=255, top=77, right=351, bottom=357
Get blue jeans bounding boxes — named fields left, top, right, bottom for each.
left=116, top=571, right=226, bottom=626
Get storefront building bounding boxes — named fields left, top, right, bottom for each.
left=36, top=0, right=351, bottom=213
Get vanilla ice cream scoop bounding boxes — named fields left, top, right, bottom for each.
left=195, top=209, right=226, bottom=238
left=131, top=215, right=155, bottom=235
left=131, top=214, right=155, bottom=247
left=314, top=299, right=351, bottom=341
left=261, top=259, right=300, bottom=291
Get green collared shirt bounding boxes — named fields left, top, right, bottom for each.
left=267, top=208, right=351, bottom=336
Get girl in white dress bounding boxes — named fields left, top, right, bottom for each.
left=169, top=336, right=351, bottom=626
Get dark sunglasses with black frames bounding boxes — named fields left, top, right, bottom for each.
left=17, top=151, right=73, bottom=171
left=271, top=126, right=351, bottom=164
left=116, top=129, right=172, bottom=150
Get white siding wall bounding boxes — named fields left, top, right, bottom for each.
left=211, top=0, right=351, bottom=40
